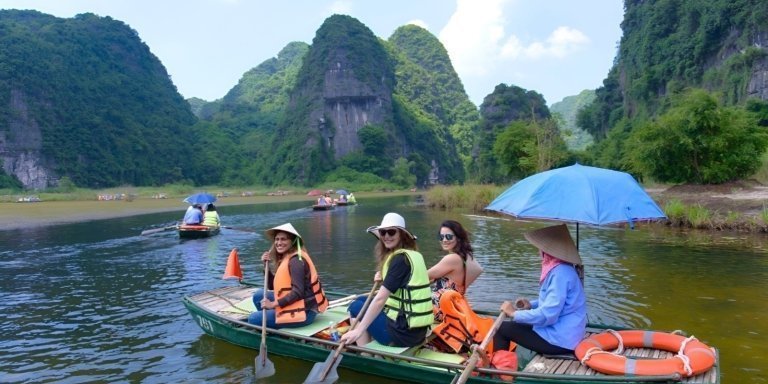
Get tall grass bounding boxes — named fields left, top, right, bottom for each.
left=686, top=204, right=712, bottom=228
left=424, top=184, right=505, bottom=211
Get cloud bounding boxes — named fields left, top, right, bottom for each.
left=440, top=0, right=590, bottom=74
left=503, top=26, right=589, bottom=59
left=406, top=19, right=429, bottom=30
left=328, top=0, right=353, bottom=14
left=439, top=0, right=507, bottom=77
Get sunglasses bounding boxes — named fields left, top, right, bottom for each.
left=378, top=228, right=399, bottom=237
left=438, top=233, right=455, bottom=241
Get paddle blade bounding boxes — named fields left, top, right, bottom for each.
left=303, top=354, right=342, bottom=384
left=254, top=349, right=275, bottom=378
left=140, top=225, right=176, bottom=236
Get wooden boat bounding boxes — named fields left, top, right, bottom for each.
left=312, top=204, right=336, bottom=211
left=183, top=284, right=720, bottom=383
left=335, top=201, right=355, bottom=206
left=178, top=224, right=220, bottom=239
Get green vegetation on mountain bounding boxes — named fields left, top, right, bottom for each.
left=388, top=25, right=479, bottom=169
left=0, top=10, right=203, bottom=188
left=4, top=1, right=768, bottom=191
left=579, top=0, right=768, bottom=183
left=550, top=90, right=595, bottom=151
left=471, top=84, right=553, bottom=183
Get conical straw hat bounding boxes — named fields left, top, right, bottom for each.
left=523, top=224, right=582, bottom=265
left=265, top=223, right=302, bottom=241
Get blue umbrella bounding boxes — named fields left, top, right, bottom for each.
left=335, top=189, right=349, bottom=195
left=183, top=193, right=217, bottom=205
left=486, top=164, right=666, bottom=247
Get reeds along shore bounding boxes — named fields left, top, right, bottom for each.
left=424, top=185, right=768, bottom=233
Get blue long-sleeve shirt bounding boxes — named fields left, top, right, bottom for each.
left=512, top=264, right=587, bottom=350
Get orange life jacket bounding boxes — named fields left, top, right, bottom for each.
left=273, top=249, right=328, bottom=324
left=432, top=290, right=493, bottom=353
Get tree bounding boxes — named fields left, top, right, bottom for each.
left=390, top=157, right=416, bottom=187
left=493, top=118, right=569, bottom=179
left=628, top=89, right=768, bottom=184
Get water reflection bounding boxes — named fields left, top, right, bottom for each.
left=0, top=196, right=766, bottom=383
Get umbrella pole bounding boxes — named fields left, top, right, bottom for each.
left=576, top=223, right=580, bottom=250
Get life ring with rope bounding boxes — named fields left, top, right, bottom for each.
left=574, top=330, right=716, bottom=377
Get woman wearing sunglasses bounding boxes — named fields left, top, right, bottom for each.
left=428, top=220, right=483, bottom=322
left=340, top=213, right=432, bottom=347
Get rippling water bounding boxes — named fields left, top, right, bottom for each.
left=1, top=196, right=766, bottom=383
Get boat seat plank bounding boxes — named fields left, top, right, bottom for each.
left=364, top=340, right=409, bottom=355
left=412, top=349, right=466, bottom=365
left=279, top=307, right=349, bottom=337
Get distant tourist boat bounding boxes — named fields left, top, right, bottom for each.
left=178, top=224, right=220, bottom=239
left=312, top=204, right=335, bottom=211
left=16, top=195, right=42, bottom=203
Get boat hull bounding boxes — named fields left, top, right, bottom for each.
left=312, top=204, right=335, bottom=211
left=183, top=285, right=719, bottom=384
left=178, top=225, right=220, bottom=238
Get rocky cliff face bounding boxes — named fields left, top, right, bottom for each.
left=0, top=90, right=55, bottom=189
left=747, top=32, right=768, bottom=100
left=321, top=61, right=392, bottom=159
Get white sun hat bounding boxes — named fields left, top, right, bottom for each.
left=366, top=212, right=417, bottom=240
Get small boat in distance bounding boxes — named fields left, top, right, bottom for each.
left=178, top=224, right=220, bottom=239
left=184, top=284, right=720, bottom=383
left=312, top=204, right=336, bottom=211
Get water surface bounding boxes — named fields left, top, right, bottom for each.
left=1, top=196, right=765, bottom=382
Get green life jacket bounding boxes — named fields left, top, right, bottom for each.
left=381, top=249, right=433, bottom=329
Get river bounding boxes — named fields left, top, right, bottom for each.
left=0, top=195, right=765, bottom=383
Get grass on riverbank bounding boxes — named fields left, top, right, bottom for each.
left=424, top=184, right=768, bottom=233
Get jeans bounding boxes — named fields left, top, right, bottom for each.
left=247, top=288, right=317, bottom=328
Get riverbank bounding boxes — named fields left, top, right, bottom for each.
left=4, top=183, right=768, bottom=232
left=423, top=182, right=768, bottom=232
left=0, top=191, right=413, bottom=231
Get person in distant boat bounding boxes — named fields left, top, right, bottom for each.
left=428, top=220, right=483, bottom=322
left=316, top=196, right=328, bottom=206
left=339, top=194, right=347, bottom=203
left=247, top=223, right=328, bottom=329
left=340, top=213, right=432, bottom=347
left=493, top=224, right=587, bottom=355
left=202, top=203, right=220, bottom=227
left=324, top=193, right=333, bottom=205
left=347, top=193, right=356, bottom=204
left=182, top=204, right=203, bottom=225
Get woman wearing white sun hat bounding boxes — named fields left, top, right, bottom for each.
left=340, top=213, right=433, bottom=347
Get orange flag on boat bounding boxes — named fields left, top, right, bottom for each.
left=223, top=248, right=243, bottom=280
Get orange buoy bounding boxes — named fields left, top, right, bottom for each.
left=222, top=248, right=243, bottom=280
left=575, top=330, right=716, bottom=377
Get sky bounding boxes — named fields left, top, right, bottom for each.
left=0, top=0, right=625, bottom=106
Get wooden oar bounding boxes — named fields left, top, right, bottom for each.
left=254, top=260, right=275, bottom=378
left=451, top=311, right=507, bottom=384
left=140, top=225, right=178, bottom=236
left=221, top=225, right=258, bottom=233
left=304, top=280, right=381, bottom=384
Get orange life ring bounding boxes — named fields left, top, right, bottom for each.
left=574, top=330, right=716, bottom=377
